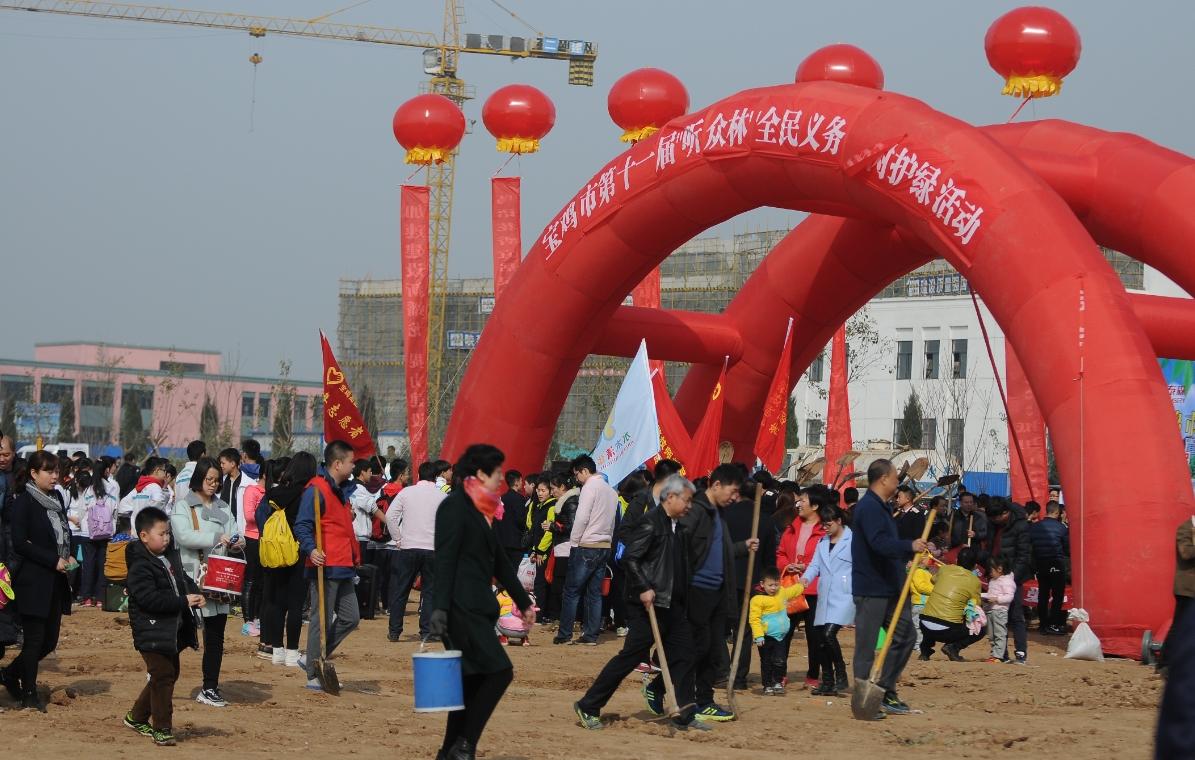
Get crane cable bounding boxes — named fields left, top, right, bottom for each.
left=487, top=0, right=542, bottom=37
left=308, top=0, right=375, bottom=24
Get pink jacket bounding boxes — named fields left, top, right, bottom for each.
left=569, top=476, right=618, bottom=549
left=982, top=573, right=1016, bottom=609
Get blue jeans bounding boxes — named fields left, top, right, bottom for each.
left=556, top=547, right=609, bottom=642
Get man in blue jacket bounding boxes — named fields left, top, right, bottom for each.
left=851, top=458, right=928, bottom=719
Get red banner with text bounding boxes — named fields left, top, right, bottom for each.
left=320, top=331, right=376, bottom=460
left=491, top=177, right=522, bottom=300
left=401, top=185, right=430, bottom=468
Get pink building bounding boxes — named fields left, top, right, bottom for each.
left=0, top=342, right=322, bottom=455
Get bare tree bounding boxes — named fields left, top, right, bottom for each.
left=145, top=351, right=198, bottom=456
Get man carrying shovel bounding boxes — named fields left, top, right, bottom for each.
left=573, top=475, right=707, bottom=732
left=850, top=458, right=929, bottom=720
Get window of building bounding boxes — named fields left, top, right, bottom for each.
left=806, top=418, right=824, bottom=446
left=40, top=378, right=74, bottom=405
left=81, top=381, right=114, bottom=441
left=896, top=340, right=913, bottom=380
left=808, top=352, right=825, bottom=383
left=948, top=418, right=964, bottom=467
left=241, top=393, right=255, bottom=420
left=0, top=376, right=34, bottom=406
left=923, top=418, right=937, bottom=450
left=312, top=395, right=324, bottom=427
left=258, top=394, right=271, bottom=426
left=121, top=384, right=154, bottom=429
left=159, top=360, right=205, bottom=374
left=293, top=396, right=307, bottom=432
left=952, top=339, right=968, bottom=379
left=924, top=339, right=940, bottom=379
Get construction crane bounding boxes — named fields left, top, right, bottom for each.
left=0, top=0, right=597, bottom=446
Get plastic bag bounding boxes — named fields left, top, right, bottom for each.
left=517, top=555, right=536, bottom=593
left=1064, top=608, right=1104, bottom=662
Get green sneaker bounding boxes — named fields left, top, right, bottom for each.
left=694, top=703, right=736, bottom=722
left=123, top=712, right=153, bottom=737
left=152, top=729, right=177, bottom=746
left=573, top=702, right=603, bottom=730
left=642, top=681, right=663, bottom=716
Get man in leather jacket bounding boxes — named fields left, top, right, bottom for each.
left=574, top=475, right=706, bottom=731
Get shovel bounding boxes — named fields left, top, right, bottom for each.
left=851, top=474, right=958, bottom=720
left=646, top=603, right=694, bottom=721
left=312, top=490, right=340, bottom=696
left=725, top=483, right=763, bottom=713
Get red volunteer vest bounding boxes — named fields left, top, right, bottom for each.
left=305, top=476, right=361, bottom=569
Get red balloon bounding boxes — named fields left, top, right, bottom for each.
left=391, top=94, right=465, bottom=165
left=482, top=84, right=556, bottom=154
left=985, top=6, right=1081, bottom=98
left=607, top=68, right=689, bottom=143
left=795, top=44, right=884, bottom=90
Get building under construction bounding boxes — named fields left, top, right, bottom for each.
left=336, top=229, right=789, bottom=461
left=337, top=230, right=1144, bottom=465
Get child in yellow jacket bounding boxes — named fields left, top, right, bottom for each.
left=750, top=567, right=805, bottom=695
left=911, top=556, right=936, bottom=651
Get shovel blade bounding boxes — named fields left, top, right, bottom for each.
left=318, top=659, right=341, bottom=696
left=850, top=679, right=885, bottom=720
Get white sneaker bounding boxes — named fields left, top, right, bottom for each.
left=272, top=648, right=286, bottom=665
left=285, top=649, right=301, bottom=667
left=196, top=688, right=227, bottom=708
left=616, top=627, right=629, bottom=637
left=296, top=654, right=308, bottom=671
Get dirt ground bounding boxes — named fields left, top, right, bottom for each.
left=0, top=596, right=1164, bottom=759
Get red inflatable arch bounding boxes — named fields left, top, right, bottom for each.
left=442, top=82, right=1194, bottom=654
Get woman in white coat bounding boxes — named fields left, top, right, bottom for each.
left=801, top=503, right=854, bottom=696
left=172, top=456, right=242, bottom=709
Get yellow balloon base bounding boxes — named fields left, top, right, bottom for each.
left=404, top=146, right=450, bottom=165
left=1001, top=74, right=1062, bottom=99
left=495, top=136, right=541, bottom=154
left=620, top=125, right=660, bottom=143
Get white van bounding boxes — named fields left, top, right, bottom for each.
left=16, top=442, right=91, bottom=459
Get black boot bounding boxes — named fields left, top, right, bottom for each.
left=810, top=669, right=836, bottom=696
left=446, top=738, right=476, bottom=760
left=22, top=691, right=46, bottom=713
left=833, top=661, right=850, bottom=695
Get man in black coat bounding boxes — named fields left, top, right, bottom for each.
left=646, top=464, right=755, bottom=723
left=1155, top=598, right=1195, bottom=759
left=722, top=476, right=776, bottom=690
left=496, top=470, right=528, bottom=571
left=988, top=498, right=1033, bottom=664
left=1028, top=500, right=1070, bottom=634
left=574, top=474, right=705, bottom=732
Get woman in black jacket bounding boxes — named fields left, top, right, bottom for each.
left=429, top=444, right=533, bottom=760
left=0, top=450, right=72, bottom=711
left=257, top=452, right=316, bottom=667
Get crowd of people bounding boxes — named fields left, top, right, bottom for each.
left=0, top=431, right=1188, bottom=757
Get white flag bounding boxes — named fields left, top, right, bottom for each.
left=591, top=340, right=659, bottom=489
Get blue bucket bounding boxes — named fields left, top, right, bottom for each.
left=412, top=645, right=465, bottom=712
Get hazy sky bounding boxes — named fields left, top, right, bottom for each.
left=2, top=1, right=1192, bottom=379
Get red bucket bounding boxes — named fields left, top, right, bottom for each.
left=203, top=553, right=247, bottom=597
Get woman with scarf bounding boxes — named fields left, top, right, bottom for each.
left=776, top=485, right=829, bottom=689
left=256, top=453, right=316, bottom=667
left=0, top=450, right=73, bottom=711
left=172, top=456, right=241, bottom=709
left=428, top=444, right=533, bottom=760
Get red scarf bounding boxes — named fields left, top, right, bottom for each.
left=135, top=476, right=164, bottom=493
left=463, top=476, right=503, bottom=523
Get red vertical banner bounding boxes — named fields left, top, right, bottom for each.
left=320, top=332, right=377, bottom=459
left=689, top=361, right=728, bottom=477
left=823, top=325, right=853, bottom=486
left=754, top=318, right=794, bottom=473
left=491, top=177, right=522, bottom=300
left=401, top=185, right=430, bottom=468
left=1007, top=345, right=1048, bottom=505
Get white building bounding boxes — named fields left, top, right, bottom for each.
left=791, top=254, right=1186, bottom=490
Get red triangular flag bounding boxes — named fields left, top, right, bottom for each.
left=651, top=368, right=693, bottom=474
left=754, top=318, right=794, bottom=473
left=320, top=331, right=377, bottom=460
left=689, top=361, right=728, bottom=478
left=823, top=325, right=852, bottom=487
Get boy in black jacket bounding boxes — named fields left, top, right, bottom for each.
left=123, top=507, right=205, bottom=747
